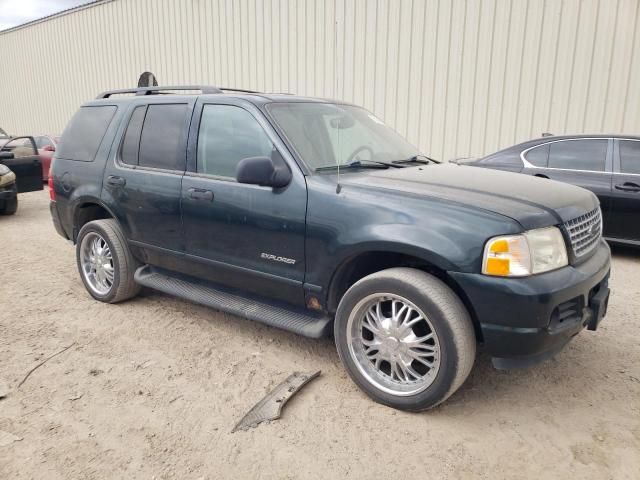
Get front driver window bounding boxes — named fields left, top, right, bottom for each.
left=197, top=105, right=274, bottom=178
left=1, top=137, right=37, bottom=157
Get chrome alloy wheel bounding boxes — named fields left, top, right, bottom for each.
left=80, top=232, right=115, bottom=296
left=346, top=294, right=441, bottom=396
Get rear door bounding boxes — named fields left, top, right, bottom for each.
left=522, top=138, right=613, bottom=235
left=102, top=99, right=193, bottom=268
left=608, top=139, right=640, bottom=241
left=0, top=136, right=43, bottom=192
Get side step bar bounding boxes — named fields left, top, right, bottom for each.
left=134, top=266, right=333, bottom=339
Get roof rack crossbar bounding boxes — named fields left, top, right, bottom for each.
left=97, top=85, right=224, bottom=99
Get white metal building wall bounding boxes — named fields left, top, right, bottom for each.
left=0, top=0, right=639, bottom=161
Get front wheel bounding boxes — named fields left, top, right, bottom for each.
left=0, top=197, right=17, bottom=215
left=334, top=268, right=476, bottom=411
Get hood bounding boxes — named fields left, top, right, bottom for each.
left=340, top=164, right=598, bottom=230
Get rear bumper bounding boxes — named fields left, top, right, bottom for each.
left=450, top=240, right=611, bottom=368
left=50, top=201, right=69, bottom=240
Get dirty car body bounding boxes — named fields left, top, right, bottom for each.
left=49, top=86, right=611, bottom=410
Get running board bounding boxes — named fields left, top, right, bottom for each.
left=134, top=266, right=333, bottom=338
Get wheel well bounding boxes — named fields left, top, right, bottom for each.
left=74, top=203, right=112, bottom=242
left=327, top=252, right=483, bottom=341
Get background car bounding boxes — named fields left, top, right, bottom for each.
left=457, top=135, right=640, bottom=246
left=0, top=136, right=44, bottom=197
left=34, top=135, right=60, bottom=181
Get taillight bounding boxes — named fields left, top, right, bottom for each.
left=48, top=162, right=55, bottom=201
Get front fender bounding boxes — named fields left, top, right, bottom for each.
left=304, top=176, right=522, bottom=292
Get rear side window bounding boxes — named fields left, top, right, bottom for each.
left=57, top=106, right=117, bottom=162
left=524, top=144, right=549, bottom=167
left=197, top=104, right=274, bottom=178
left=619, top=140, right=640, bottom=174
left=120, top=106, right=146, bottom=165
left=138, top=104, right=188, bottom=171
left=548, top=139, right=607, bottom=172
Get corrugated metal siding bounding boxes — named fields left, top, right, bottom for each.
left=0, top=0, right=639, bottom=160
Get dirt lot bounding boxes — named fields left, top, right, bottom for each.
left=1, top=190, right=639, bottom=479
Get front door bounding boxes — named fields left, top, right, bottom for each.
left=608, top=139, right=640, bottom=242
left=180, top=101, right=307, bottom=306
left=0, top=136, right=43, bottom=192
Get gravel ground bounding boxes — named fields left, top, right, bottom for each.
left=1, top=190, right=639, bottom=479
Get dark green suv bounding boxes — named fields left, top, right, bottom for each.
left=49, top=86, right=611, bottom=410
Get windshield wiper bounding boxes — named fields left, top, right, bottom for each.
left=315, top=159, right=400, bottom=172
left=392, top=155, right=439, bottom=165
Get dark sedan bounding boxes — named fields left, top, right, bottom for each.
left=456, top=135, right=640, bottom=246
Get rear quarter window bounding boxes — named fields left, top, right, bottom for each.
left=480, top=151, right=523, bottom=167
left=57, top=105, right=117, bottom=162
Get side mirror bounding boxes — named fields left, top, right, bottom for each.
left=0, top=151, right=14, bottom=160
left=236, top=155, right=291, bottom=188
left=42, top=144, right=55, bottom=152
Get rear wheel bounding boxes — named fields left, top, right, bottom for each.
left=0, top=197, right=17, bottom=215
left=76, top=219, right=140, bottom=303
left=334, top=268, right=476, bottom=411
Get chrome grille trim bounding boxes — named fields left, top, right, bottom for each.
left=564, top=207, right=602, bottom=257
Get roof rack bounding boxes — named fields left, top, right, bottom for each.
left=218, top=87, right=261, bottom=94
left=97, top=85, right=223, bottom=99
left=97, top=85, right=265, bottom=99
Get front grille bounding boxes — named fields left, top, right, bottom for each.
left=564, top=207, right=602, bottom=257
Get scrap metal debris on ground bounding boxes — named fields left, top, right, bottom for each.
left=232, top=370, right=321, bottom=433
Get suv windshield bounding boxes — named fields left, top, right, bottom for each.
left=268, top=103, right=421, bottom=171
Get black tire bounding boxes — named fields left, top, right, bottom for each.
left=75, top=219, right=141, bottom=303
left=0, top=197, right=17, bottom=215
left=334, top=268, right=476, bottom=411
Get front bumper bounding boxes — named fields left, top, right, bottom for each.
left=450, top=240, right=611, bottom=369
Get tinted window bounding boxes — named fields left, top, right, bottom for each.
left=548, top=139, right=607, bottom=172
left=524, top=143, right=549, bottom=167
left=138, top=104, right=188, bottom=171
left=120, top=106, right=146, bottom=165
left=619, top=140, right=640, bottom=174
left=197, top=105, right=274, bottom=177
left=57, top=106, right=117, bottom=162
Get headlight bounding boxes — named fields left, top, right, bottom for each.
left=482, top=227, right=568, bottom=277
left=0, top=166, right=16, bottom=187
